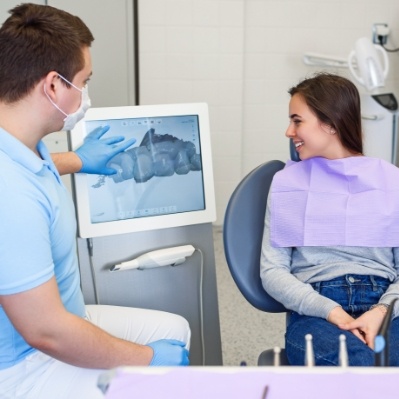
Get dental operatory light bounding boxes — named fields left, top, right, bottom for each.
left=348, top=37, right=389, bottom=92
left=303, top=36, right=389, bottom=92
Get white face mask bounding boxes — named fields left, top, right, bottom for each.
left=44, top=74, right=91, bottom=131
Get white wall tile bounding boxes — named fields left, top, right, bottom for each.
left=220, top=27, right=244, bottom=53
left=191, top=54, right=221, bottom=80
left=244, top=79, right=290, bottom=106
left=219, top=54, right=243, bottom=80
left=340, top=3, right=368, bottom=29
left=139, top=0, right=167, bottom=25
left=211, top=131, right=242, bottom=158
left=213, top=156, right=241, bottom=183
left=208, top=106, right=222, bottom=132
left=166, top=27, right=194, bottom=53
left=165, top=80, right=193, bottom=103
left=192, top=1, right=219, bottom=26
left=217, top=105, right=243, bottom=133
left=218, top=80, right=243, bottom=105
left=192, top=27, right=220, bottom=53
left=140, top=79, right=167, bottom=104
left=244, top=1, right=273, bottom=28
left=140, top=53, right=167, bottom=79
left=166, top=53, right=193, bottom=79
left=191, top=80, right=219, bottom=105
left=140, top=27, right=166, bottom=53
left=219, top=1, right=244, bottom=27
left=165, top=0, right=193, bottom=26
left=312, top=3, right=344, bottom=30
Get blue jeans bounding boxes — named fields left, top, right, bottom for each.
left=285, top=274, right=399, bottom=366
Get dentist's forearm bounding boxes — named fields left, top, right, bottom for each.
left=51, top=152, right=83, bottom=176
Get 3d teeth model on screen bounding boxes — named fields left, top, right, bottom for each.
left=106, top=128, right=202, bottom=184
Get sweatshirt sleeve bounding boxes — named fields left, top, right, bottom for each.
left=378, top=247, right=399, bottom=318
left=260, top=194, right=340, bottom=319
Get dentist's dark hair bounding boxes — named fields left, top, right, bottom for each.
left=0, top=3, right=94, bottom=103
left=288, top=73, right=363, bottom=155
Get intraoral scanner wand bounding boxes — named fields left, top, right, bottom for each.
left=110, top=245, right=196, bottom=271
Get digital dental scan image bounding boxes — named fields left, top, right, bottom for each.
left=85, top=115, right=206, bottom=224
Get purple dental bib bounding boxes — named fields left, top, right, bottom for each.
left=270, top=156, right=399, bottom=247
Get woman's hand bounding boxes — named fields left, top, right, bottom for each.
left=338, top=308, right=386, bottom=349
left=327, top=306, right=367, bottom=344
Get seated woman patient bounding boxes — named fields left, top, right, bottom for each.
left=260, top=73, right=399, bottom=366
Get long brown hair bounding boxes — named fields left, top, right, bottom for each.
left=288, top=73, right=363, bottom=155
left=0, top=3, right=94, bottom=103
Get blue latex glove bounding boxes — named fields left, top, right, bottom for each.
left=75, top=125, right=136, bottom=175
left=147, top=339, right=189, bottom=366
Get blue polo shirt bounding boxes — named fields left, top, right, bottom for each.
left=0, top=128, right=86, bottom=369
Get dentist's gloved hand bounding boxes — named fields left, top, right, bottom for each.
left=75, top=125, right=136, bottom=175
left=147, top=339, right=189, bottom=366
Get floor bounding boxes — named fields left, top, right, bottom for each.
left=212, top=226, right=286, bottom=366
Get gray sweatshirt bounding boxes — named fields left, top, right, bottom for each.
left=260, top=195, right=399, bottom=319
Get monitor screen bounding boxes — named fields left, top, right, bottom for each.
left=69, top=103, right=216, bottom=238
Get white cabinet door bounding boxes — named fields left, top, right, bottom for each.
left=47, top=0, right=137, bottom=107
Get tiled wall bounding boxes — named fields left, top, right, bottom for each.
left=139, top=0, right=399, bottom=225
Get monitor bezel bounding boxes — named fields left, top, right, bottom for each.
left=69, top=103, right=216, bottom=238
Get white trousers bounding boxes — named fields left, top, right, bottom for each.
left=0, top=305, right=191, bottom=399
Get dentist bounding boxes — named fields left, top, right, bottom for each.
left=0, top=4, right=190, bottom=399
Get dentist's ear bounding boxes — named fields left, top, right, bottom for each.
left=43, top=71, right=60, bottom=101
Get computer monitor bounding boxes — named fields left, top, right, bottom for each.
left=69, top=103, right=216, bottom=238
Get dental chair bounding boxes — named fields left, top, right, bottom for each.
left=223, top=142, right=299, bottom=366
left=223, top=160, right=289, bottom=365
